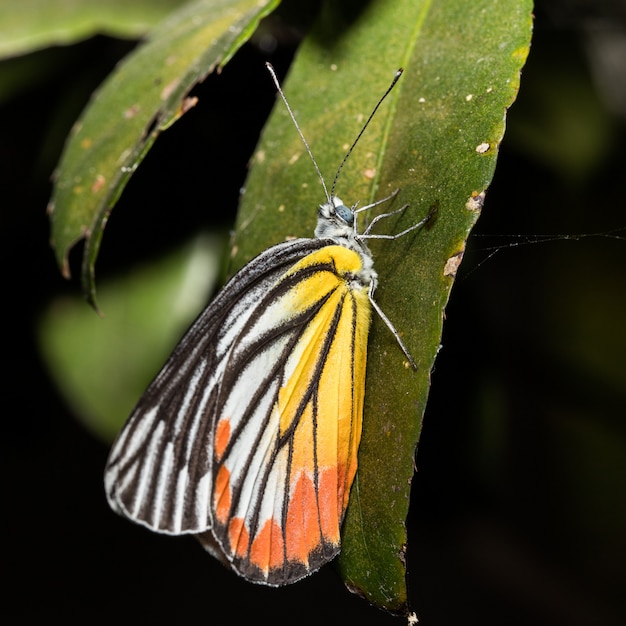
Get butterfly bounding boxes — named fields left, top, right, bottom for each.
left=104, top=63, right=433, bottom=586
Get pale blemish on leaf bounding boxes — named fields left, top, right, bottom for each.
left=444, top=249, right=465, bottom=277
left=466, top=190, right=486, bottom=212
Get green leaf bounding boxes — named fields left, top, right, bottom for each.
left=48, top=0, right=280, bottom=307
left=231, top=0, right=533, bottom=612
left=0, top=0, right=189, bottom=58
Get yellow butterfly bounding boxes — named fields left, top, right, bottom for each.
left=105, top=63, right=432, bottom=585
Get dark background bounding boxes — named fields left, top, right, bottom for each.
left=3, top=1, right=625, bottom=624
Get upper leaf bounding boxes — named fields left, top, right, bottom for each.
left=48, top=0, right=280, bottom=307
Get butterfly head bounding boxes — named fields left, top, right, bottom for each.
left=315, top=196, right=355, bottom=240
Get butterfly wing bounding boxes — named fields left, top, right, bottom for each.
left=105, top=239, right=372, bottom=585
left=206, top=243, right=372, bottom=584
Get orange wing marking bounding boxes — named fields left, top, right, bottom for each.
left=213, top=465, right=231, bottom=524
left=214, top=417, right=231, bottom=461
left=228, top=517, right=250, bottom=558
left=250, top=519, right=285, bottom=573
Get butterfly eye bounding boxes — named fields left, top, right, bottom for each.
left=334, top=203, right=354, bottom=225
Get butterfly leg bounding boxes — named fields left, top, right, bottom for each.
left=362, top=202, right=436, bottom=240
left=368, top=284, right=417, bottom=370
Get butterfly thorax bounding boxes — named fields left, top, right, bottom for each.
left=314, top=196, right=377, bottom=288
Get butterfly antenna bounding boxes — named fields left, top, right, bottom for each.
left=265, top=62, right=331, bottom=206
left=330, top=68, right=403, bottom=198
